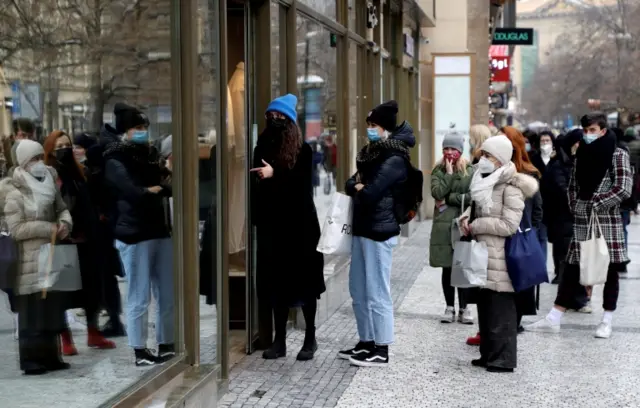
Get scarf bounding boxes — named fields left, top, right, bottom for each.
left=469, top=161, right=515, bottom=212
left=15, top=167, right=57, bottom=219
left=575, top=131, right=616, bottom=200
left=356, top=139, right=409, bottom=167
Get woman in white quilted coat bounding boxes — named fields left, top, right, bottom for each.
left=1, top=140, right=73, bottom=375
left=458, top=135, right=538, bottom=373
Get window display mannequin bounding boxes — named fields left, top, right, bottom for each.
left=228, top=62, right=246, bottom=258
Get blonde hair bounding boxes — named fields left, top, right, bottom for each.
left=436, top=155, right=470, bottom=176
left=469, top=124, right=492, bottom=159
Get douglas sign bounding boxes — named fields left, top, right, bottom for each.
left=492, top=28, right=534, bottom=46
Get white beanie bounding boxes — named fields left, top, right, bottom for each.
left=16, top=139, right=44, bottom=168
left=480, top=135, right=513, bottom=166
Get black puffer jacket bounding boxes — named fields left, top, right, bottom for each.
left=346, top=121, right=416, bottom=242
left=104, top=142, right=172, bottom=244
left=541, top=134, right=575, bottom=243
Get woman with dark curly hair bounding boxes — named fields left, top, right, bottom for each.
left=251, top=94, right=325, bottom=361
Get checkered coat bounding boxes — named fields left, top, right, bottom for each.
left=566, top=148, right=632, bottom=265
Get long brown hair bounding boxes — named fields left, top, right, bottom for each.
left=277, top=120, right=302, bottom=169
left=43, top=130, right=86, bottom=179
left=500, top=126, right=540, bottom=177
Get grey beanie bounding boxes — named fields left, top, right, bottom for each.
left=442, top=132, right=464, bottom=153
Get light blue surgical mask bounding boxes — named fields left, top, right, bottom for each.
left=583, top=133, right=599, bottom=144
left=367, top=128, right=381, bottom=142
left=525, top=142, right=531, bottom=152
left=131, top=130, right=149, bottom=144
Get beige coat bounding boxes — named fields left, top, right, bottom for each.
left=460, top=165, right=538, bottom=292
left=0, top=167, right=72, bottom=295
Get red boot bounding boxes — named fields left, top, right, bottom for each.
left=88, top=327, right=116, bottom=349
left=466, top=332, right=481, bottom=346
left=61, top=330, right=78, bottom=356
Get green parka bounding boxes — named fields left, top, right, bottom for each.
left=429, top=162, right=474, bottom=267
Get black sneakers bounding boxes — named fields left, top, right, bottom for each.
left=348, top=345, right=389, bottom=367
left=337, top=341, right=375, bottom=360
left=158, top=344, right=176, bottom=360
left=134, top=348, right=164, bottom=367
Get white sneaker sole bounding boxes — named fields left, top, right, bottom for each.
left=349, top=358, right=388, bottom=367
left=337, top=350, right=369, bottom=360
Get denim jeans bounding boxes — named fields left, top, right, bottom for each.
left=116, top=238, right=174, bottom=349
left=349, top=235, right=397, bottom=345
left=621, top=210, right=631, bottom=248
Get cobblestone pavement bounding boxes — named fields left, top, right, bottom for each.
left=222, top=217, right=640, bottom=408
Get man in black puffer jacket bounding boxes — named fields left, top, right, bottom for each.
left=339, top=100, right=415, bottom=368
left=103, top=104, right=174, bottom=367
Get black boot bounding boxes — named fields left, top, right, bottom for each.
left=296, top=327, right=318, bottom=361
left=262, top=337, right=286, bottom=359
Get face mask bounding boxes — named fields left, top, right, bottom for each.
left=444, top=151, right=461, bottom=162
left=367, top=128, right=381, bottom=142
left=583, top=133, right=599, bottom=144
left=477, top=157, right=496, bottom=174
left=55, top=147, right=74, bottom=165
left=525, top=142, right=531, bottom=152
left=131, top=130, right=149, bottom=144
left=28, top=161, right=48, bottom=179
left=267, top=117, right=286, bottom=129
left=540, top=144, right=553, bottom=156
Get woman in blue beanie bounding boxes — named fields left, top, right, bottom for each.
left=251, top=94, right=326, bottom=361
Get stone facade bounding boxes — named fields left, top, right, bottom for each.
left=467, top=0, right=490, bottom=126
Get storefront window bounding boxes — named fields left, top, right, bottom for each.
left=296, top=15, right=337, bottom=222
left=0, top=2, right=180, bottom=406
left=349, top=42, right=360, bottom=175
left=298, top=0, right=336, bottom=20
left=271, top=2, right=282, bottom=98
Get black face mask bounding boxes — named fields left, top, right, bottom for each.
left=55, top=147, right=74, bottom=165
left=266, top=117, right=286, bottom=129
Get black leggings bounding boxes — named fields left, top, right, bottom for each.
left=273, top=298, right=317, bottom=342
left=442, top=268, right=468, bottom=309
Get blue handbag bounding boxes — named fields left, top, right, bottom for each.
left=505, top=207, right=548, bottom=292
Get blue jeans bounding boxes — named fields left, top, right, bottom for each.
left=116, top=238, right=174, bottom=349
left=621, top=210, right=631, bottom=248
left=349, top=235, right=397, bottom=345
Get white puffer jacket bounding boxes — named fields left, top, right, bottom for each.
left=460, top=165, right=539, bottom=292
left=0, top=167, right=72, bottom=295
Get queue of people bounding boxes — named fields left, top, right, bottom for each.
left=0, top=102, right=175, bottom=374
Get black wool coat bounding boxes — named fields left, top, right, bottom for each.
left=252, top=142, right=326, bottom=305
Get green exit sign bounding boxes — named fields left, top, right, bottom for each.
left=492, top=28, right=534, bottom=46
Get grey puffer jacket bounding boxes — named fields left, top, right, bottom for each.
left=0, top=167, right=73, bottom=295
left=460, top=164, right=539, bottom=292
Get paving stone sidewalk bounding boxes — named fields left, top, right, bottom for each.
left=218, top=222, right=432, bottom=408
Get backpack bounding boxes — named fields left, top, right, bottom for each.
left=393, top=158, right=424, bottom=224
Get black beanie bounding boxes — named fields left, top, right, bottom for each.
left=114, top=102, right=149, bottom=134
left=366, top=100, right=398, bottom=132
left=73, top=132, right=98, bottom=150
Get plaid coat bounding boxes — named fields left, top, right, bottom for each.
left=566, top=148, right=632, bottom=265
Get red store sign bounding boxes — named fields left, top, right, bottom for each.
left=491, top=56, right=510, bottom=82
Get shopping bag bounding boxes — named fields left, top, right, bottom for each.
left=505, top=207, right=548, bottom=292
left=38, top=232, right=82, bottom=295
left=579, top=214, right=610, bottom=286
left=316, top=192, right=353, bottom=255
left=451, top=237, right=488, bottom=288
left=0, top=233, right=17, bottom=291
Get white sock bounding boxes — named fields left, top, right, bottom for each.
left=546, top=308, right=564, bottom=325
left=603, top=311, right=614, bottom=325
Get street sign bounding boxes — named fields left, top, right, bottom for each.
left=10, top=81, right=41, bottom=120
left=10, top=82, right=21, bottom=116
left=491, top=56, right=510, bottom=82
left=492, top=28, right=534, bottom=46
left=490, top=93, right=507, bottom=109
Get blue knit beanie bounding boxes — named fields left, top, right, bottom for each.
left=266, top=94, right=298, bottom=123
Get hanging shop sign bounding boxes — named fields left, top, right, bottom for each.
left=492, top=28, right=534, bottom=46
left=491, top=56, right=510, bottom=82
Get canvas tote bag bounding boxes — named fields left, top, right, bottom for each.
left=579, top=214, right=610, bottom=286
left=451, top=233, right=489, bottom=288
left=316, top=192, right=353, bottom=255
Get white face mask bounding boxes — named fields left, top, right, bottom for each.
left=477, top=157, right=496, bottom=174
left=540, top=144, right=553, bottom=156
left=27, top=161, right=48, bottom=179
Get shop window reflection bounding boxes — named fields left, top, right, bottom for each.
left=298, top=0, right=336, bottom=20
left=296, top=16, right=338, bottom=224
left=0, top=2, right=179, bottom=406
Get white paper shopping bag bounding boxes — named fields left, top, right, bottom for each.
left=316, top=192, right=353, bottom=255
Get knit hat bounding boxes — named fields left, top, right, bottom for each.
left=442, top=131, right=464, bottom=153
left=625, top=127, right=638, bottom=139
left=160, top=135, right=173, bottom=159
left=16, top=139, right=44, bottom=167
left=480, top=135, right=513, bottom=166
left=266, top=94, right=298, bottom=123
left=366, top=100, right=398, bottom=132
left=73, top=132, right=98, bottom=150
left=114, top=102, right=149, bottom=134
